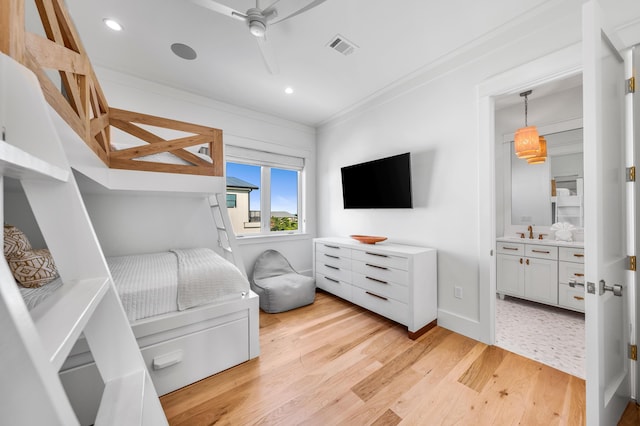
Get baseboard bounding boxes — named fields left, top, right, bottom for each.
left=437, top=309, right=487, bottom=344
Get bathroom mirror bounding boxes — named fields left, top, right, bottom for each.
left=510, top=128, right=583, bottom=226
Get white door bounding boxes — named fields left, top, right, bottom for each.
left=583, top=1, right=631, bottom=424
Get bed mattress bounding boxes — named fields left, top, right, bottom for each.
left=21, top=249, right=249, bottom=322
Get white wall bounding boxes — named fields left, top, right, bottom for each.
left=315, top=3, right=624, bottom=340
left=83, top=67, right=317, bottom=275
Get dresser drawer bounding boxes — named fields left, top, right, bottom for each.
left=352, top=272, right=409, bottom=302
left=315, top=261, right=351, bottom=283
left=351, top=259, right=408, bottom=286
left=559, top=261, right=585, bottom=285
left=525, top=244, right=558, bottom=260
left=316, top=251, right=351, bottom=270
left=316, top=242, right=351, bottom=259
left=559, top=247, right=585, bottom=263
left=352, top=249, right=409, bottom=271
left=496, top=242, right=524, bottom=255
left=351, top=286, right=408, bottom=326
left=558, top=283, right=585, bottom=312
left=315, top=273, right=352, bottom=300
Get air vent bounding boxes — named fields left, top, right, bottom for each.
left=327, top=35, right=358, bottom=56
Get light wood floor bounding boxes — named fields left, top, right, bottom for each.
left=161, top=291, right=591, bottom=425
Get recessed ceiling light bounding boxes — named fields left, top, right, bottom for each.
left=284, top=87, right=294, bottom=95
left=103, top=18, right=123, bottom=31
left=171, top=43, right=197, bottom=60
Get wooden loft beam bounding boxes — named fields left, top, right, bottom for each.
left=4, top=0, right=224, bottom=177
left=1, top=0, right=26, bottom=62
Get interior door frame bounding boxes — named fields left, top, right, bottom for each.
left=477, top=43, right=583, bottom=345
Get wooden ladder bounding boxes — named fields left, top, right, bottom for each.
left=209, top=193, right=248, bottom=278
left=0, top=54, right=167, bottom=425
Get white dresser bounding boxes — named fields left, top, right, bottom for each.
left=313, top=237, right=437, bottom=339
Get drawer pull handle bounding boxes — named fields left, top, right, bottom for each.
left=365, top=252, right=389, bottom=258
left=573, top=253, right=585, bottom=258
left=574, top=273, right=585, bottom=277
left=526, top=259, right=530, bottom=265
left=325, top=264, right=339, bottom=270
left=366, top=291, right=388, bottom=301
left=324, top=276, right=339, bottom=284
left=152, top=350, right=183, bottom=370
left=569, top=279, right=585, bottom=288
left=519, top=258, right=523, bottom=264
left=532, top=249, right=550, bottom=254
left=502, top=246, right=519, bottom=251
left=366, top=263, right=388, bottom=270
left=324, top=254, right=339, bottom=259
left=324, top=245, right=340, bottom=249
left=573, top=296, right=585, bottom=301
left=366, top=276, right=388, bottom=285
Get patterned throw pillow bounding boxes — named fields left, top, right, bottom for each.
left=4, top=224, right=32, bottom=258
left=9, top=249, right=59, bottom=288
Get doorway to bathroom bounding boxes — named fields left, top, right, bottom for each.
left=492, top=74, right=586, bottom=379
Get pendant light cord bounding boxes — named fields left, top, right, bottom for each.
left=520, top=90, right=532, bottom=127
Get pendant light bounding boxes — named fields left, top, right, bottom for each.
left=527, top=136, right=547, bottom=164
left=514, top=90, right=540, bottom=159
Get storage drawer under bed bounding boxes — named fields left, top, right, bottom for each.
left=60, top=315, right=251, bottom=425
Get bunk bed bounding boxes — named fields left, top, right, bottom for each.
left=2, top=1, right=260, bottom=424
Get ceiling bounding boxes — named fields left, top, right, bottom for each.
left=30, top=0, right=640, bottom=127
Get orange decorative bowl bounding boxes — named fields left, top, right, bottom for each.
left=350, top=235, right=387, bottom=244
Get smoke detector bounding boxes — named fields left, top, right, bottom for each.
left=327, top=35, right=358, bottom=56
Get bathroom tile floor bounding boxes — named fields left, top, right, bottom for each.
left=495, top=295, right=585, bottom=379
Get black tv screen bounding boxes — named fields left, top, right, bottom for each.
left=341, top=153, right=413, bottom=209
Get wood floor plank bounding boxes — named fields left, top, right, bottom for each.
left=562, top=375, right=586, bottom=425
left=461, top=351, right=547, bottom=425
left=457, top=345, right=507, bottom=392
left=161, top=291, right=592, bottom=425
left=351, top=326, right=452, bottom=402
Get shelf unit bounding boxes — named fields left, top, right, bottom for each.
left=0, top=53, right=167, bottom=425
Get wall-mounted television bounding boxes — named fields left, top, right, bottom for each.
left=341, top=152, right=413, bottom=209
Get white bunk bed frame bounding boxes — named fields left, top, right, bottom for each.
left=1, top=1, right=260, bottom=424
left=55, top=118, right=260, bottom=423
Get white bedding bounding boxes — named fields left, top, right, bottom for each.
left=21, top=248, right=250, bottom=322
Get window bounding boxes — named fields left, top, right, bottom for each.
left=226, top=194, right=237, bottom=208
left=225, top=148, right=303, bottom=236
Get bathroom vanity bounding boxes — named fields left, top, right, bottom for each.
left=496, top=237, right=585, bottom=312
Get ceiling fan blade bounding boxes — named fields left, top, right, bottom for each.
left=255, top=36, right=279, bottom=74
left=191, top=0, right=247, bottom=21
left=264, top=0, right=327, bottom=25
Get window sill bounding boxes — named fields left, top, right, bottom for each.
left=234, top=232, right=312, bottom=246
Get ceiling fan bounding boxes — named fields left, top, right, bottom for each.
left=191, top=0, right=327, bottom=74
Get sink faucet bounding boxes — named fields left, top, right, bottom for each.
left=527, top=225, right=534, bottom=239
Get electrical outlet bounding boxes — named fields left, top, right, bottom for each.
left=454, top=286, right=463, bottom=299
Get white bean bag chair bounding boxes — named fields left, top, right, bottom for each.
left=251, top=249, right=316, bottom=313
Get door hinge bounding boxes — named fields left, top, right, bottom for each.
left=627, top=166, right=636, bottom=182
left=630, top=256, right=637, bottom=272
left=630, top=344, right=638, bottom=361
left=627, top=77, right=636, bottom=94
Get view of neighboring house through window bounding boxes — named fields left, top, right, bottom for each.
left=226, top=155, right=301, bottom=236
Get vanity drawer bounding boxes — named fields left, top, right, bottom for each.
left=351, top=260, right=408, bottom=286
left=352, top=249, right=409, bottom=271
left=559, top=247, right=585, bottom=263
left=316, top=242, right=351, bottom=259
left=496, top=242, right=524, bottom=255
left=559, top=261, right=585, bottom=285
left=315, top=261, right=351, bottom=282
left=525, top=244, right=558, bottom=260
left=558, top=283, right=585, bottom=312
left=352, top=272, right=409, bottom=302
